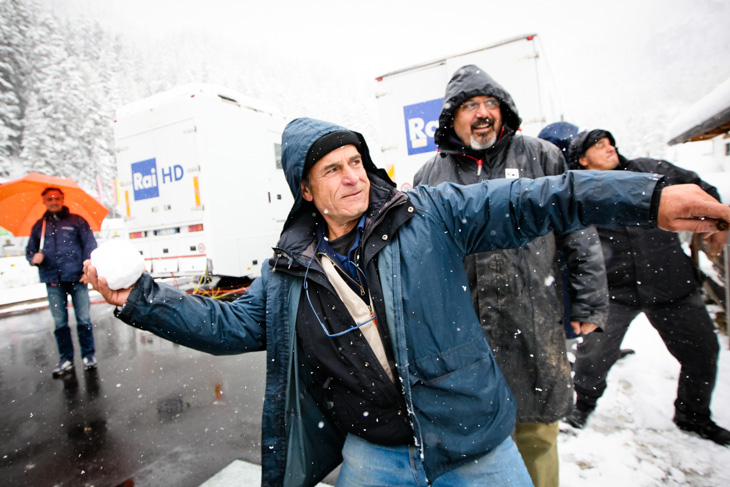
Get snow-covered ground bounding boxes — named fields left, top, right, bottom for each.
left=1, top=255, right=728, bottom=485
left=561, top=316, right=730, bottom=486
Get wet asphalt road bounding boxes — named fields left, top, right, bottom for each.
left=0, top=302, right=268, bottom=487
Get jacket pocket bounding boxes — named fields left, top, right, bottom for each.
left=409, top=350, right=515, bottom=468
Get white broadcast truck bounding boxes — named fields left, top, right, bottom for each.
left=373, top=33, right=563, bottom=190
left=113, top=83, right=292, bottom=280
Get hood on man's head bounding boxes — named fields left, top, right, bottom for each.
left=567, top=129, right=617, bottom=169
left=434, top=64, right=522, bottom=146
left=280, top=117, right=393, bottom=228
left=537, top=122, right=580, bottom=159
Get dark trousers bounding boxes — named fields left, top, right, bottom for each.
left=573, top=291, right=719, bottom=420
left=47, top=282, right=95, bottom=362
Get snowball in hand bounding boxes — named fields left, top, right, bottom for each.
left=90, top=240, right=145, bottom=290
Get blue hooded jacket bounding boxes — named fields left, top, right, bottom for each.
left=116, top=117, right=663, bottom=486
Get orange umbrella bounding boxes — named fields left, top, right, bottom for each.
left=0, top=172, right=109, bottom=236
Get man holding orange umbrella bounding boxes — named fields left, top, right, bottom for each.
left=26, top=187, right=98, bottom=377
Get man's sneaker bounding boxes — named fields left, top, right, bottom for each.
left=52, top=360, right=74, bottom=378
left=674, top=417, right=730, bottom=446
left=564, top=405, right=594, bottom=430
left=82, top=355, right=97, bottom=371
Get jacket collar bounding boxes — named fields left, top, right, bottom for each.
left=44, top=206, right=70, bottom=220
left=616, top=154, right=631, bottom=169
left=272, top=174, right=412, bottom=274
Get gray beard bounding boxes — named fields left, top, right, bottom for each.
left=470, top=132, right=497, bottom=150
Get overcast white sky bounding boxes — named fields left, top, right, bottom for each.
left=42, top=0, right=730, bottom=157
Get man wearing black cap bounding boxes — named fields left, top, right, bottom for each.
left=566, top=129, right=730, bottom=446
left=414, top=66, right=609, bottom=487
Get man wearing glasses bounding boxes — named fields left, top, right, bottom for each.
left=414, top=65, right=607, bottom=487
left=85, top=117, right=730, bottom=487
left=27, top=187, right=98, bottom=377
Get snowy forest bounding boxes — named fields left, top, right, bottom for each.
left=0, top=0, right=132, bottom=206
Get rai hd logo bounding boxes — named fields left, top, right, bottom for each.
left=132, top=158, right=159, bottom=201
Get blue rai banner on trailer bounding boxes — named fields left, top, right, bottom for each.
left=403, top=98, right=442, bottom=155
left=132, top=158, right=160, bottom=201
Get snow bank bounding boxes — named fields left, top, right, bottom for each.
left=0, top=256, right=39, bottom=289
left=561, top=316, right=730, bottom=486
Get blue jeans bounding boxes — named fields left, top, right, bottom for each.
left=47, top=282, right=95, bottom=362
left=336, top=434, right=533, bottom=487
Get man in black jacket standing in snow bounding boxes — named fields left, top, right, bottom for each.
left=414, top=65, right=610, bottom=487
left=566, top=129, right=730, bottom=446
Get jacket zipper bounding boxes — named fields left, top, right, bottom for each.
left=452, top=152, right=483, bottom=177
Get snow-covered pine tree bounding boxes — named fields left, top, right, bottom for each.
left=0, top=0, right=36, bottom=178
left=6, top=1, right=127, bottom=208
left=61, top=17, right=123, bottom=207
left=20, top=11, right=86, bottom=180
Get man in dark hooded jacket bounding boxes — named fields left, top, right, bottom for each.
left=84, top=117, right=730, bottom=486
left=566, top=129, right=730, bottom=446
left=414, top=65, right=608, bottom=487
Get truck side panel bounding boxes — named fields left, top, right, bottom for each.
left=114, top=85, right=290, bottom=278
